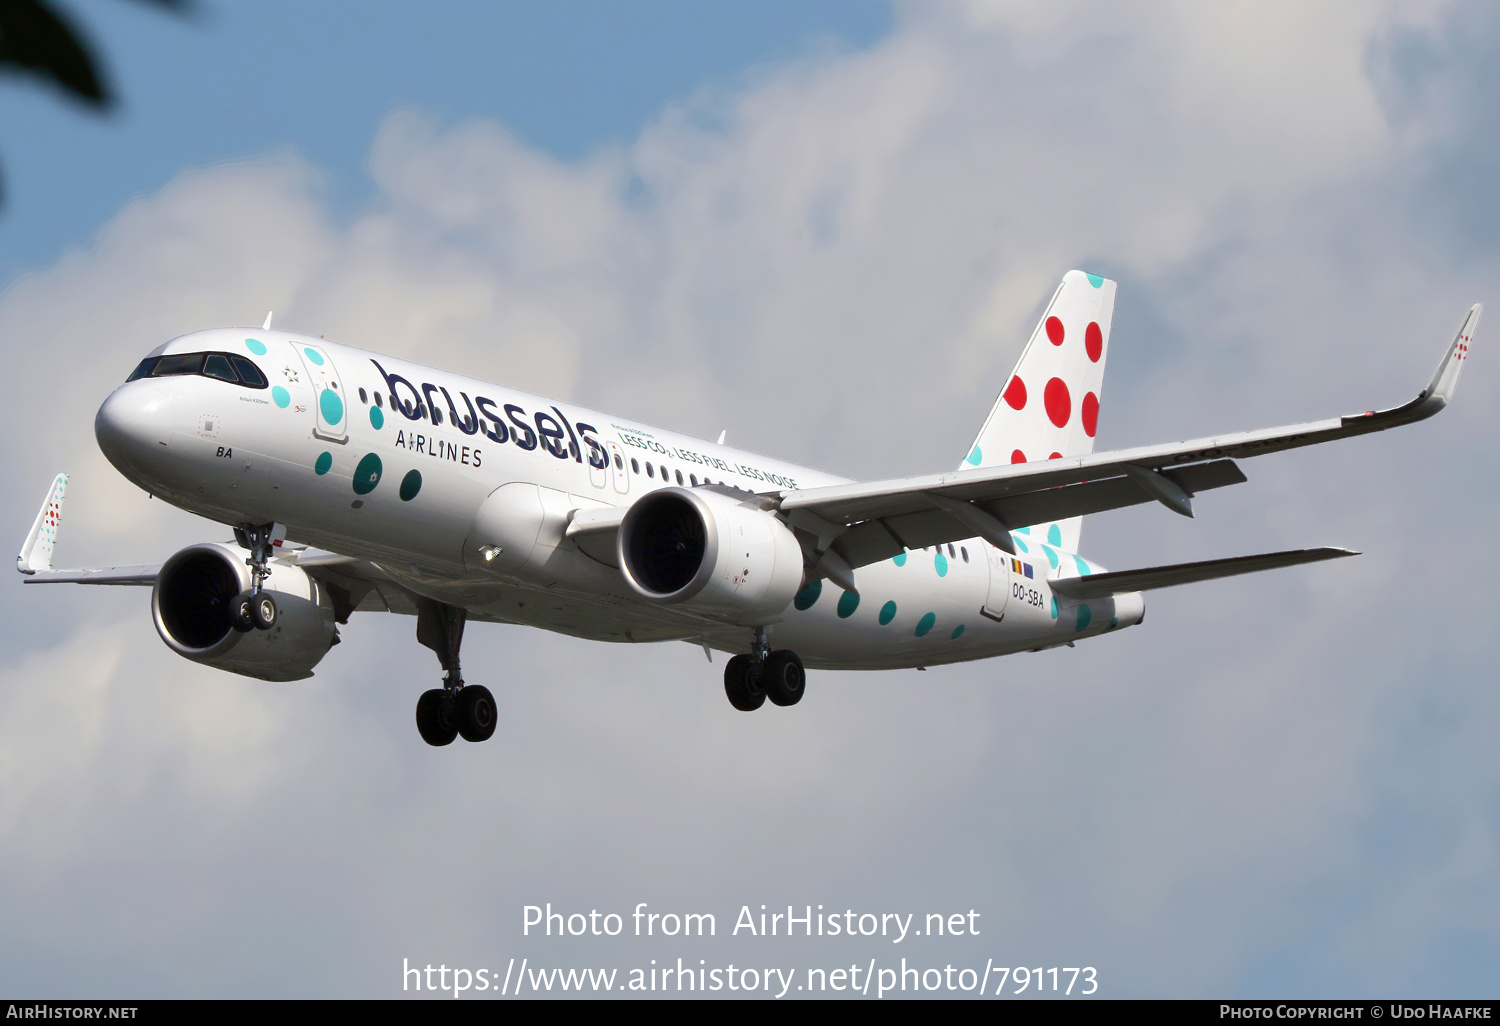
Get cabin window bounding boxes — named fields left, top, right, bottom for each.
left=646, top=462, right=655, bottom=478
left=614, top=454, right=623, bottom=470
left=631, top=458, right=640, bottom=474
left=690, top=473, right=698, bottom=486
left=374, top=392, right=383, bottom=409
left=948, top=544, right=956, bottom=557
left=358, top=387, right=368, bottom=404
left=675, top=469, right=684, bottom=485
left=961, top=546, right=969, bottom=563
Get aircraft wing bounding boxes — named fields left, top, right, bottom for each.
left=1049, top=547, right=1357, bottom=601
left=11, top=473, right=468, bottom=621
left=22, top=565, right=161, bottom=586
left=777, top=305, right=1478, bottom=570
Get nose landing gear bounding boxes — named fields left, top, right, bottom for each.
left=231, top=523, right=280, bottom=631
left=414, top=598, right=496, bottom=746
left=723, top=626, right=805, bottom=711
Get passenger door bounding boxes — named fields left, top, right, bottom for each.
left=606, top=442, right=629, bottom=495
left=291, top=341, right=348, bottom=443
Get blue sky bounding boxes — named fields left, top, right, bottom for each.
left=0, top=0, right=891, bottom=279
left=1, top=0, right=1497, bottom=1000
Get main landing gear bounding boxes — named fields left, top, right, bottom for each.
left=230, top=523, right=279, bottom=632
left=413, top=598, right=496, bottom=747
left=723, top=626, right=805, bottom=712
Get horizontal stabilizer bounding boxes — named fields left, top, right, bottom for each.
left=23, top=565, right=160, bottom=586
left=1050, top=547, right=1358, bottom=601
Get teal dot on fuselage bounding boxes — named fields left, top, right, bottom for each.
left=934, top=552, right=948, bottom=577
left=966, top=446, right=983, bottom=466
left=370, top=405, right=384, bottom=429
left=399, top=469, right=422, bottom=501
left=303, top=347, right=325, bottom=366
left=1014, top=537, right=1029, bottom=553
left=245, top=338, right=267, bottom=356
left=1086, top=273, right=1104, bottom=288
left=879, top=600, right=897, bottom=625
left=794, top=579, right=822, bottom=611
left=915, top=612, right=936, bottom=637
left=313, top=451, right=332, bottom=476
left=1074, top=555, right=1091, bottom=575
left=837, top=590, right=860, bottom=619
left=1076, top=604, right=1092, bottom=631
left=1048, top=523, right=1062, bottom=546
left=271, top=386, right=290, bottom=408
left=1016, top=526, right=1030, bottom=535
left=1050, top=596, right=1059, bottom=619
left=1042, top=545, right=1059, bottom=569
left=320, top=388, right=344, bottom=425
left=893, top=551, right=907, bottom=567
left=950, top=624, right=965, bottom=640
left=352, top=452, right=383, bottom=495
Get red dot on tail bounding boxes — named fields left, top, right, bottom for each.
left=1011, top=449, right=1027, bottom=464
left=1045, top=317, right=1064, bottom=345
left=1082, top=392, right=1099, bottom=437
left=1049, top=452, right=1062, bottom=460
left=1085, top=322, right=1103, bottom=362
left=1003, top=376, right=1027, bottom=410
left=1044, top=377, right=1071, bottom=427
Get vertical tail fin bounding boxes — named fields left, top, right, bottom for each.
left=961, top=270, right=1116, bottom=553
left=18, top=473, right=67, bottom=575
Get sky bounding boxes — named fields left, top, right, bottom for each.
left=1, top=0, right=1497, bottom=1000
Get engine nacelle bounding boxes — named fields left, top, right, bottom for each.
left=617, top=487, right=804, bottom=625
left=151, top=542, right=338, bottom=681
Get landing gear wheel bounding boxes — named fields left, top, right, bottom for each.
left=764, top=650, right=806, bottom=706
left=229, top=592, right=255, bottom=633
left=724, top=654, right=766, bottom=712
left=416, top=689, right=458, bottom=747
left=454, top=685, right=497, bottom=743
left=251, top=592, right=278, bottom=631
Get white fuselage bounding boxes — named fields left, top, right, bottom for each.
left=95, top=328, right=1143, bottom=670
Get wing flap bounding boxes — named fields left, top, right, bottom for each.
left=825, top=460, right=1246, bottom=571
left=1050, top=547, right=1358, bottom=600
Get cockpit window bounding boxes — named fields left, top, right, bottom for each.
left=229, top=356, right=268, bottom=387
left=153, top=353, right=204, bottom=376
left=125, top=352, right=269, bottom=390
left=203, top=354, right=237, bottom=382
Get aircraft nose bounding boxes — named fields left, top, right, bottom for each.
left=95, top=382, right=173, bottom=471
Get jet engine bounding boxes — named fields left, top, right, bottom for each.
left=617, top=487, right=804, bottom=625
left=151, top=542, right=338, bottom=681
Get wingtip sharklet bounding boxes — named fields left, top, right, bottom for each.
left=17, top=472, right=67, bottom=575
left=1422, top=303, right=1480, bottom=410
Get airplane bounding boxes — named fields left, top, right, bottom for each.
left=15, top=271, right=1479, bottom=746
